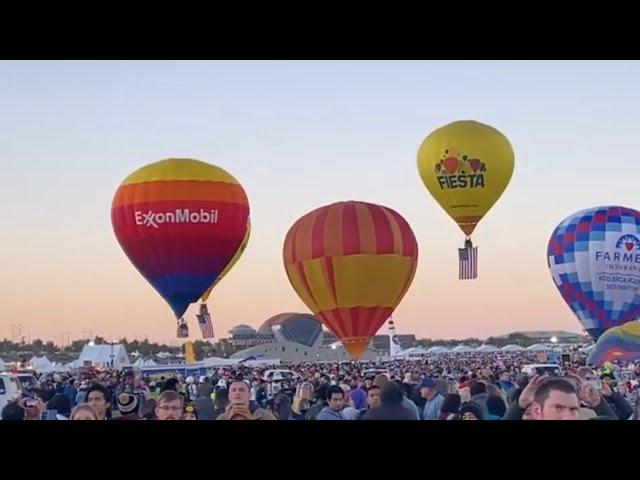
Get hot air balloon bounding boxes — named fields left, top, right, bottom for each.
left=111, top=158, right=250, bottom=337
left=548, top=206, right=640, bottom=341
left=199, top=219, right=250, bottom=306
left=417, top=120, right=514, bottom=279
left=283, top=201, right=418, bottom=359
left=587, top=321, right=640, bottom=366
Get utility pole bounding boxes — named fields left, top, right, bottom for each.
left=11, top=323, right=23, bottom=343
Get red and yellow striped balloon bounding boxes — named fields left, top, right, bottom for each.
left=283, top=201, right=418, bottom=359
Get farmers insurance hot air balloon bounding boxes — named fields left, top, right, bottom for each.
left=417, top=120, right=514, bottom=279
left=548, top=206, right=640, bottom=341
left=283, top=201, right=418, bottom=359
left=111, top=158, right=250, bottom=338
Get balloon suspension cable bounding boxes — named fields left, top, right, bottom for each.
left=464, top=236, right=473, bottom=249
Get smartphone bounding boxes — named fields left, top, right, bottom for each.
left=586, top=378, right=602, bottom=390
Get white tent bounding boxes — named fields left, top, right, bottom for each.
left=452, top=345, right=474, bottom=353
left=427, top=346, right=450, bottom=354
left=133, top=358, right=158, bottom=367
left=78, top=344, right=130, bottom=369
left=54, top=362, right=70, bottom=373
left=501, top=344, right=526, bottom=352
left=64, top=359, right=80, bottom=370
left=476, top=344, right=499, bottom=353
left=395, top=347, right=429, bottom=358
left=156, top=352, right=173, bottom=359
left=526, top=343, right=553, bottom=352
left=29, top=356, right=54, bottom=372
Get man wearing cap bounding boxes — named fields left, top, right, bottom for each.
left=116, top=393, right=139, bottom=420
left=216, top=379, right=276, bottom=420
left=420, top=378, right=444, bottom=420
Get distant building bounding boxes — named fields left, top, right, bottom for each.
left=493, top=331, right=587, bottom=343
left=322, top=331, right=417, bottom=354
left=227, top=324, right=273, bottom=351
left=228, top=313, right=382, bottom=362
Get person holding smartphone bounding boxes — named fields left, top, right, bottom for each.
left=503, top=374, right=616, bottom=420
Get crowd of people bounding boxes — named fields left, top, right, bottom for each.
left=2, top=352, right=639, bottom=420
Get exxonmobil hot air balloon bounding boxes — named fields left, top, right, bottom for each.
left=111, top=158, right=250, bottom=337
left=283, top=201, right=418, bottom=359
left=200, top=219, right=250, bottom=305
left=547, top=206, right=640, bottom=341
left=194, top=219, right=250, bottom=337
left=417, top=120, right=514, bottom=279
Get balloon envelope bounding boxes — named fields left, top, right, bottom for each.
left=548, top=206, right=640, bottom=340
left=283, top=201, right=418, bottom=359
left=587, top=321, right=640, bottom=366
left=112, top=158, right=250, bottom=320
left=417, top=120, right=514, bottom=236
left=201, top=218, right=250, bottom=302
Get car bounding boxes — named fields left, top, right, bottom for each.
left=15, top=373, right=37, bottom=392
left=0, top=373, right=24, bottom=412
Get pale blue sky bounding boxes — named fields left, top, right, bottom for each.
left=2, top=61, right=639, bottom=343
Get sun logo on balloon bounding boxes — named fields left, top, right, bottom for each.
left=433, top=150, right=486, bottom=176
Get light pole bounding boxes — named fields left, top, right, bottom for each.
left=110, top=340, right=115, bottom=369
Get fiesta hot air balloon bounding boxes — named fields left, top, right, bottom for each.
left=417, top=120, right=514, bottom=279
left=283, top=201, right=418, bottom=359
left=111, top=158, right=250, bottom=337
left=548, top=206, right=640, bottom=341
left=587, top=321, right=640, bottom=366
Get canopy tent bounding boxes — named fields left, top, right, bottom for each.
left=395, top=347, right=429, bottom=358
left=29, top=356, right=57, bottom=373
left=133, top=357, right=158, bottom=368
left=526, top=343, right=559, bottom=352
left=476, top=344, right=499, bottom=353
left=77, top=344, right=130, bottom=369
left=501, top=344, right=526, bottom=352
left=427, top=346, right=450, bottom=354
left=451, top=345, right=475, bottom=353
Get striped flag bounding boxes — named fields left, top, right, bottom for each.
left=197, top=313, right=215, bottom=339
left=459, top=246, right=478, bottom=280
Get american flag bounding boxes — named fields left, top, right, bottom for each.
left=459, top=246, right=478, bottom=280
left=196, top=313, right=215, bottom=339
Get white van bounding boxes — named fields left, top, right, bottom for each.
left=0, top=374, right=24, bottom=413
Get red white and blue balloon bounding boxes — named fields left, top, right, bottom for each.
left=547, top=206, right=640, bottom=341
